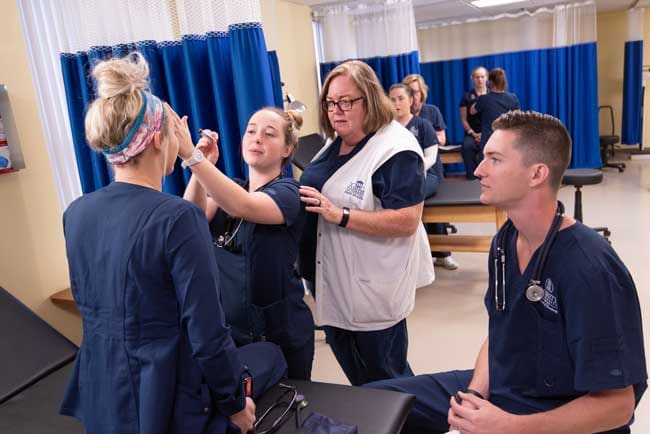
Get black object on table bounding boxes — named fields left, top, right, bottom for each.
left=255, top=379, right=415, bottom=434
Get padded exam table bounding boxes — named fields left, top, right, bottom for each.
left=423, top=180, right=507, bottom=252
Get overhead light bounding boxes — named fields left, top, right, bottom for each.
left=471, top=0, right=527, bottom=8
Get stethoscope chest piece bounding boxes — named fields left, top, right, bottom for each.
left=526, top=283, right=545, bottom=302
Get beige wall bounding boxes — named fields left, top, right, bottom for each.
left=261, top=0, right=320, bottom=136
left=597, top=9, right=650, bottom=148
left=0, top=0, right=81, bottom=342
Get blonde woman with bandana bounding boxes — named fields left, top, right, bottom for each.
left=60, top=53, right=286, bottom=434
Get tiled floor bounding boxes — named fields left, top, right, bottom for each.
left=308, top=158, right=650, bottom=432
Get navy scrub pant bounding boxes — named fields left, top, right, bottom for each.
left=323, top=319, right=414, bottom=386
left=424, top=171, right=450, bottom=259
left=461, top=134, right=480, bottom=180
left=365, top=370, right=472, bottom=434
left=282, top=334, right=315, bottom=381
left=366, top=370, right=634, bottom=434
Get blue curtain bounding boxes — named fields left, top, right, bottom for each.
left=61, top=23, right=276, bottom=196
left=622, top=40, right=643, bottom=145
left=320, top=50, right=421, bottom=91
left=268, top=51, right=284, bottom=108
left=420, top=43, right=601, bottom=169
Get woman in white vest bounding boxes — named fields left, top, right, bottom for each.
left=298, top=60, right=434, bottom=386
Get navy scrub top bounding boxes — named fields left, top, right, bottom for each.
left=60, top=182, right=246, bottom=434
left=485, top=221, right=647, bottom=421
left=405, top=115, right=443, bottom=179
left=459, top=89, right=483, bottom=134
left=209, top=177, right=314, bottom=348
left=418, top=104, right=447, bottom=132
left=298, top=132, right=425, bottom=284
left=475, top=91, right=520, bottom=149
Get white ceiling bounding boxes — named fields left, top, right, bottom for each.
left=293, top=0, right=650, bottom=26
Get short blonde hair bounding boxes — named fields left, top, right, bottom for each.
left=319, top=60, right=394, bottom=139
left=402, top=74, right=429, bottom=102
left=85, top=52, right=168, bottom=160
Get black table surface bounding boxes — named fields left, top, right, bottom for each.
left=0, top=287, right=78, bottom=404
left=424, top=180, right=483, bottom=207
left=255, top=379, right=415, bottom=434
left=0, top=363, right=83, bottom=434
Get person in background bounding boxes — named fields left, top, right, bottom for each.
left=459, top=66, right=488, bottom=179
left=403, top=73, right=447, bottom=146
left=182, top=107, right=315, bottom=381
left=402, top=73, right=458, bottom=270
left=298, top=60, right=434, bottom=386
left=471, top=67, right=520, bottom=159
left=60, top=53, right=286, bottom=434
left=388, top=83, right=443, bottom=198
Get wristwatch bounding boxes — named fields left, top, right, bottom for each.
left=181, top=149, right=204, bottom=169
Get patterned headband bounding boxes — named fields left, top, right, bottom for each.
left=102, top=91, right=164, bottom=164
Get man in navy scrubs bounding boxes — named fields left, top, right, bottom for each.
left=366, top=110, right=647, bottom=434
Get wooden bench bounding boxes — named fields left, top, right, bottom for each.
left=440, top=150, right=463, bottom=164
left=423, top=180, right=506, bottom=253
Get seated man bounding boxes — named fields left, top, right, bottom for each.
left=367, top=110, right=647, bottom=434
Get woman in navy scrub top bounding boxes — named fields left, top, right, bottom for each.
left=471, top=67, right=520, bottom=155
left=183, top=107, right=315, bottom=380
left=459, top=66, right=488, bottom=179
left=388, top=83, right=443, bottom=198
left=60, top=53, right=286, bottom=434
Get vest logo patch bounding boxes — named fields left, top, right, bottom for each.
left=344, top=180, right=365, bottom=201
left=409, top=126, right=419, bottom=137
left=541, top=278, right=558, bottom=314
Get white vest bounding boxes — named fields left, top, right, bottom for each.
left=314, top=120, right=435, bottom=331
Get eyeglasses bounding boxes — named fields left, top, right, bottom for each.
left=254, top=383, right=306, bottom=434
left=321, top=96, right=365, bottom=112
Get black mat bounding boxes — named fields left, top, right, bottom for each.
left=424, top=180, right=483, bottom=207
left=0, top=362, right=83, bottom=434
left=255, top=379, right=415, bottom=434
left=0, top=287, right=78, bottom=404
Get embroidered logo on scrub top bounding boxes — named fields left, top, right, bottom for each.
left=409, top=126, right=419, bottom=137
left=541, top=278, right=558, bottom=314
left=344, top=180, right=365, bottom=201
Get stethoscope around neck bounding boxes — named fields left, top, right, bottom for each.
left=493, top=201, right=565, bottom=311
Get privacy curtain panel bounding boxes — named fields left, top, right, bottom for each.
left=417, top=1, right=601, bottom=168
left=622, top=8, right=644, bottom=146
left=314, top=0, right=420, bottom=90
left=19, top=0, right=282, bottom=204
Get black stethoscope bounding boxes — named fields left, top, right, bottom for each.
left=493, top=201, right=565, bottom=311
left=214, top=174, right=283, bottom=251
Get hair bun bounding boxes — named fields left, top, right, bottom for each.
left=93, top=52, right=150, bottom=99
left=286, top=110, right=303, bottom=131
